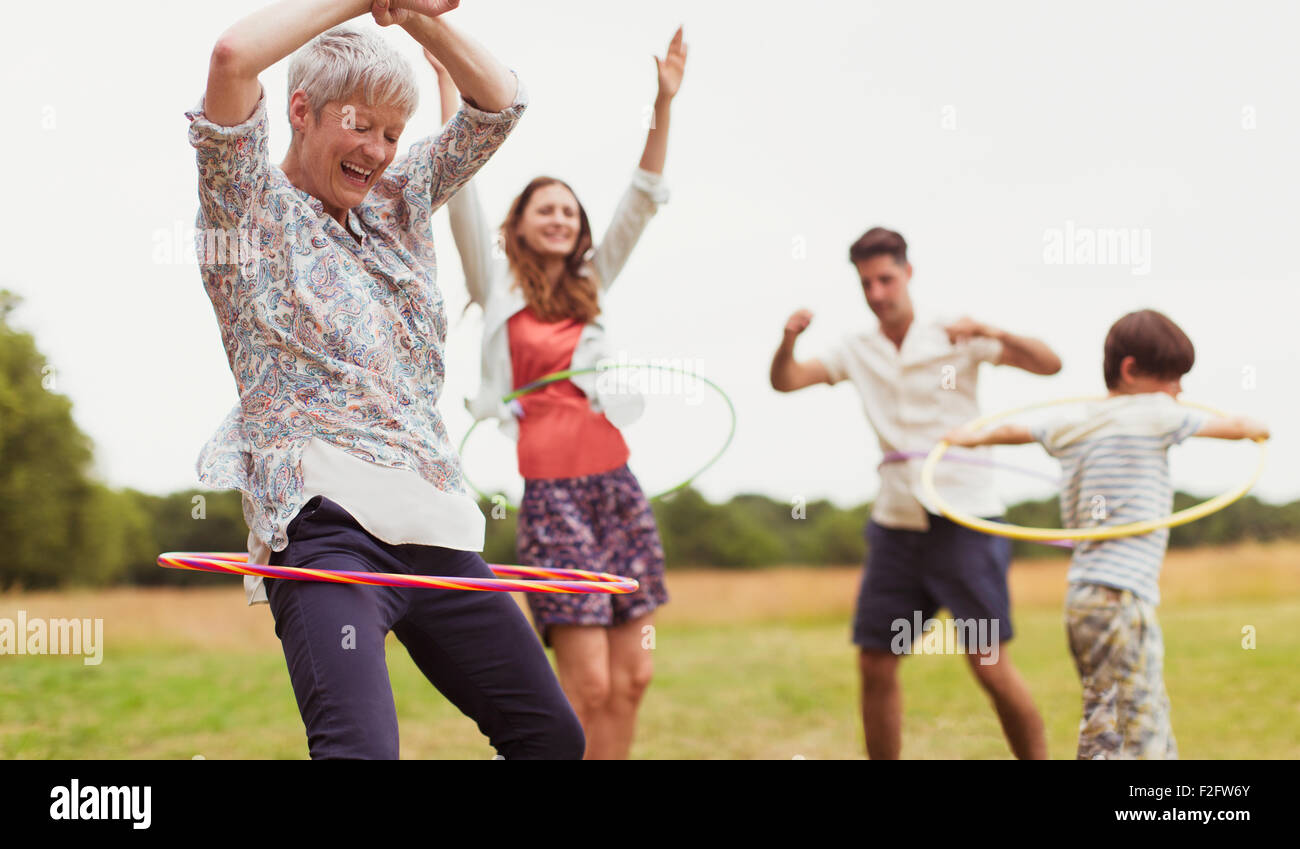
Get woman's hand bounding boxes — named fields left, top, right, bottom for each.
left=655, top=26, right=687, bottom=101
left=371, top=0, right=459, bottom=27
left=637, top=27, right=685, bottom=173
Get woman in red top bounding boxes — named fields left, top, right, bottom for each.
left=433, top=29, right=686, bottom=759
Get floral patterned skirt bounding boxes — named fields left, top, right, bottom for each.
left=516, top=464, right=669, bottom=647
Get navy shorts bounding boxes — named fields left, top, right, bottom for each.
left=852, top=513, right=1014, bottom=652
left=265, top=495, right=584, bottom=759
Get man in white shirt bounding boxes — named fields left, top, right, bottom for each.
left=769, top=226, right=1061, bottom=759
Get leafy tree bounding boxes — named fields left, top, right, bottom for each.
left=123, top=489, right=247, bottom=586
left=4, top=283, right=1300, bottom=588
left=0, top=291, right=105, bottom=588
left=477, top=496, right=519, bottom=567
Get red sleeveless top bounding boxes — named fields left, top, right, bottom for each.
left=507, top=308, right=629, bottom=480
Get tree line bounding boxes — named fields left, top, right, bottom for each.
left=3, top=289, right=1297, bottom=589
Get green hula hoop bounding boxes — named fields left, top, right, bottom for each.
left=458, top=363, right=737, bottom=510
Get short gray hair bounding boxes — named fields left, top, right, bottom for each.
left=286, top=26, right=419, bottom=127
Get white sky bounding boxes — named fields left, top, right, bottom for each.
left=3, top=0, right=1298, bottom=511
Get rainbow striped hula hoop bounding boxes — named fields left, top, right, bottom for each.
left=157, top=552, right=639, bottom=594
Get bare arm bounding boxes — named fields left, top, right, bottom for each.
left=770, top=310, right=833, bottom=392
left=994, top=328, right=1062, bottom=375
left=577, top=29, right=685, bottom=291
left=205, top=0, right=376, bottom=128
left=1196, top=416, right=1270, bottom=442
left=395, top=12, right=516, bottom=112
left=944, top=317, right=1061, bottom=376
left=638, top=27, right=687, bottom=175
left=944, top=424, right=1036, bottom=447
left=426, top=51, right=461, bottom=125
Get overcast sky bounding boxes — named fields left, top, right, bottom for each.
left=4, top=0, right=1298, bottom=514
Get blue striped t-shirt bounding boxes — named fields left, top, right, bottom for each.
left=1031, top=394, right=1207, bottom=605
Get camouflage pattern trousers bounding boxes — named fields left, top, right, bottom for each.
left=1064, top=582, right=1177, bottom=760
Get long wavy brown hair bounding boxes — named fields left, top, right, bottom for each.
left=502, top=177, right=600, bottom=323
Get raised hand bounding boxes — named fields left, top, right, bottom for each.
left=655, top=26, right=687, bottom=101
left=371, top=0, right=460, bottom=27
left=943, top=316, right=992, bottom=345
left=784, top=309, right=814, bottom=338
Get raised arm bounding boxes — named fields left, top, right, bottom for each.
left=639, top=26, right=686, bottom=176
left=374, top=3, right=517, bottom=111
left=422, top=51, right=495, bottom=307
left=771, top=310, right=833, bottom=392
left=944, top=317, right=1062, bottom=376
left=427, top=49, right=462, bottom=126
left=205, top=0, right=377, bottom=127
left=589, top=28, right=687, bottom=289
left=993, top=328, right=1062, bottom=375
left=444, top=176, right=495, bottom=308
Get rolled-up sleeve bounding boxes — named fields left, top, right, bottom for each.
left=1162, top=409, right=1210, bottom=448
left=185, top=87, right=271, bottom=232
left=965, top=334, right=1004, bottom=365
left=1030, top=421, right=1058, bottom=455
left=819, top=339, right=849, bottom=385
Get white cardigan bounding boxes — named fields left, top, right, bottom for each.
left=449, top=169, right=670, bottom=439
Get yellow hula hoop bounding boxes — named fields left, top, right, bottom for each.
left=920, top=396, right=1268, bottom=542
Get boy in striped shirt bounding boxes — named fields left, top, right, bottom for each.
left=945, top=310, right=1268, bottom=758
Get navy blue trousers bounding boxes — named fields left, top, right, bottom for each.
left=266, top=496, right=584, bottom=759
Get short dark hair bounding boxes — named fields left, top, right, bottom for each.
left=849, top=227, right=908, bottom=266
left=1103, top=309, right=1195, bottom=389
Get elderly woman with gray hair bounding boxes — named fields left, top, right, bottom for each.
left=187, top=0, right=583, bottom=759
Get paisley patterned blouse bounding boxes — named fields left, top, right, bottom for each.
left=185, top=78, right=527, bottom=554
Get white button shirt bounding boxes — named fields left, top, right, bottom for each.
left=820, top=317, right=1005, bottom=531
left=242, top=437, right=487, bottom=605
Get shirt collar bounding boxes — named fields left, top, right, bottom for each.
left=871, top=316, right=946, bottom=361
left=276, top=168, right=368, bottom=245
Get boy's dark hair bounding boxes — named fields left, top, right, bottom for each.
left=1103, top=309, right=1195, bottom=389
left=849, top=227, right=908, bottom=266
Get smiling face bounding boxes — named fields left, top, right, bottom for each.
left=517, top=183, right=583, bottom=258
left=286, top=88, right=407, bottom=224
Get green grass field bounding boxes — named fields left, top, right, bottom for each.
left=2, top=542, right=1298, bottom=759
